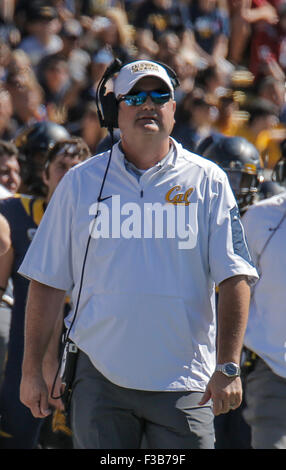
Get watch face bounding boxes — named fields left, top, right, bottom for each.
left=225, top=363, right=238, bottom=376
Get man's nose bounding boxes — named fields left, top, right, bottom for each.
left=142, top=95, right=155, bottom=108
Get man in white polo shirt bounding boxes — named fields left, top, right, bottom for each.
left=18, top=60, right=258, bottom=449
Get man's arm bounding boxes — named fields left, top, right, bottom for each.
left=20, top=279, right=66, bottom=418
left=0, top=246, right=13, bottom=302
left=0, top=213, right=11, bottom=256
left=42, top=305, right=65, bottom=412
left=199, top=275, right=251, bottom=415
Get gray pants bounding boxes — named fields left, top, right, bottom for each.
left=243, top=357, right=286, bottom=449
left=71, top=351, right=215, bottom=449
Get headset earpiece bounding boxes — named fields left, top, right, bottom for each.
left=96, top=58, right=123, bottom=130
left=99, top=91, right=119, bottom=129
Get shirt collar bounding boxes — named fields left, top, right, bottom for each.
left=115, top=138, right=177, bottom=173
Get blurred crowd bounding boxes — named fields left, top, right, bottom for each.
left=0, top=0, right=284, bottom=169
left=0, top=0, right=286, bottom=450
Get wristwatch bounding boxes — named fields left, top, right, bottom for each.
left=215, top=362, right=241, bottom=377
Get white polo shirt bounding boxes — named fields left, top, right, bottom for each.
left=242, top=192, right=286, bottom=378
left=18, top=138, right=258, bottom=392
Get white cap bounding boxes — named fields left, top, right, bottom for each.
left=114, top=60, right=174, bottom=98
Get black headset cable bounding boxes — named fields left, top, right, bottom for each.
left=51, top=129, right=115, bottom=400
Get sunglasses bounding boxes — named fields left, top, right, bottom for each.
left=119, top=90, right=171, bottom=106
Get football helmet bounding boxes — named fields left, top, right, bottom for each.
left=200, top=136, right=264, bottom=213
left=14, top=121, right=70, bottom=197
left=258, top=180, right=285, bottom=200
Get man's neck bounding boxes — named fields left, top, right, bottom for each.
left=121, top=136, right=171, bottom=170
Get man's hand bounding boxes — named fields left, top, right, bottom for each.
left=20, top=281, right=66, bottom=417
left=198, top=371, right=242, bottom=415
left=42, top=358, right=65, bottom=412
left=20, top=372, right=52, bottom=419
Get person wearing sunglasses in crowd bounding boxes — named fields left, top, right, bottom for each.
left=18, top=60, right=258, bottom=449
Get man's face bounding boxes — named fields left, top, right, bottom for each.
left=0, top=154, right=21, bottom=193
left=43, top=152, right=82, bottom=200
left=118, top=77, right=176, bottom=144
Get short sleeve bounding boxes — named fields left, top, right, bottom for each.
left=18, top=171, right=75, bottom=291
left=208, top=173, right=258, bottom=286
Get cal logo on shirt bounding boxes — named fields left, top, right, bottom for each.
left=165, top=185, right=194, bottom=205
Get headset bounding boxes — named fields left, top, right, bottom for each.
left=95, top=58, right=180, bottom=130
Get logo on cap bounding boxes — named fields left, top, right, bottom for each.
left=131, top=63, right=160, bottom=73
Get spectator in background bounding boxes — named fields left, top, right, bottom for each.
left=189, top=0, right=230, bottom=67
left=256, top=75, right=285, bottom=110
left=71, top=101, right=107, bottom=155
left=249, top=1, right=286, bottom=81
left=213, top=90, right=241, bottom=136
left=235, top=98, right=281, bottom=168
left=18, top=4, right=62, bottom=69
left=8, top=49, right=34, bottom=78
left=0, top=141, right=21, bottom=195
left=82, top=8, right=135, bottom=101
left=57, top=18, right=91, bottom=84
left=228, top=0, right=279, bottom=66
left=254, top=75, right=286, bottom=168
left=168, top=51, right=197, bottom=104
left=133, top=28, right=159, bottom=60
left=5, top=72, right=46, bottom=129
left=194, top=65, right=230, bottom=104
left=0, top=88, right=18, bottom=141
left=92, top=7, right=135, bottom=66
left=49, top=0, right=76, bottom=21
left=155, top=31, right=199, bottom=102
left=155, top=31, right=181, bottom=66
left=37, top=19, right=92, bottom=128
left=37, top=55, right=71, bottom=112
left=0, top=0, right=21, bottom=48
left=132, top=0, right=192, bottom=42
left=0, top=140, right=20, bottom=394
left=78, top=7, right=136, bottom=116
left=172, top=88, right=217, bottom=152
left=0, top=39, right=11, bottom=82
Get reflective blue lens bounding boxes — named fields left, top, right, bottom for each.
left=122, top=91, right=171, bottom=106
